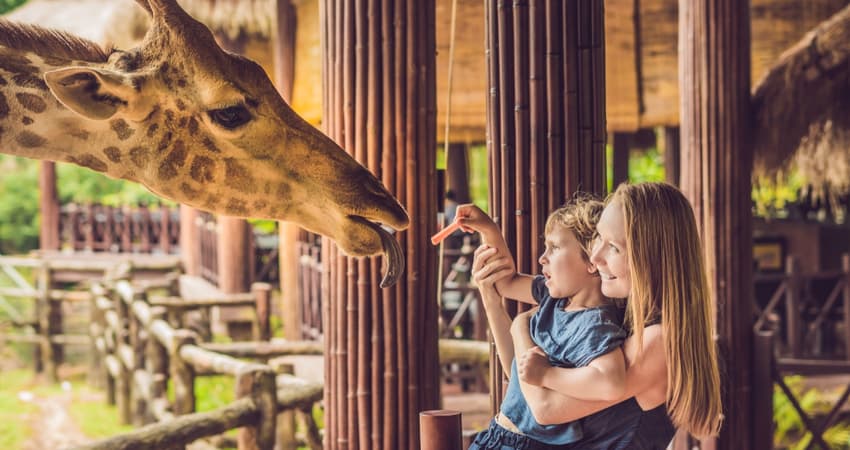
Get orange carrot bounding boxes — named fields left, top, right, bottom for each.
left=430, top=220, right=462, bottom=245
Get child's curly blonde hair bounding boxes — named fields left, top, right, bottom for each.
left=544, top=194, right=604, bottom=263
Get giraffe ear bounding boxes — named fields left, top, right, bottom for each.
left=44, top=67, right=142, bottom=121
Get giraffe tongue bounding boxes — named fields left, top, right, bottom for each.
left=352, top=217, right=404, bottom=288
left=376, top=222, right=404, bottom=288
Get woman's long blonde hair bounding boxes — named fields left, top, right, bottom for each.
left=612, top=182, right=722, bottom=438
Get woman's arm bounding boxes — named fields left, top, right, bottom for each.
left=518, top=347, right=626, bottom=402
left=511, top=317, right=667, bottom=425
left=471, top=245, right=517, bottom=376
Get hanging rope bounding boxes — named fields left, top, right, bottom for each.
left=437, top=0, right=460, bottom=318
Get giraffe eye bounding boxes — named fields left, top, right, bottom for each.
left=208, top=105, right=252, bottom=129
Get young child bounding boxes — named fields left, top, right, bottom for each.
left=456, top=198, right=628, bottom=448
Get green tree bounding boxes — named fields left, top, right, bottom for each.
left=0, top=0, right=27, bottom=14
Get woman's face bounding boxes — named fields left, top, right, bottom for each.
left=590, top=201, right=631, bottom=298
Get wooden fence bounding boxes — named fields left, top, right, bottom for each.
left=60, top=203, right=180, bottom=254
left=197, top=212, right=280, bottom=287
left=81, top=278, right=323, bottom=450
left=0, top=255, right=181, bottom=383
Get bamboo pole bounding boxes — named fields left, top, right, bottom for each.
left=679, top=0, right=753, bottom=446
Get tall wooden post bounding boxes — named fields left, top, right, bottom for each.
left=179, top=205, right=201, bottom=276
left=662, top=126, right=680, bottom=186
left=321, top=1, right=439, bottom=449
left=445, top=143, right=470, bottom=203
left=39, top=162, right=59, bottom=251
left=484, top=0, right=606, bottom=408
left=611, top=132, right=630, bottom=189
left=679, top=1, right=753, bottom=448
left=274, top=0, right=303, bottom=341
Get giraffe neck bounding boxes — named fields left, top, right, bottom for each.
left=0, top=48, right=135, bottom=178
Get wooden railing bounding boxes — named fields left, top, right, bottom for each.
left=82, top=278, right=323, bottom=450
left=60, top=203, right=180, bottom=254
left=0, top=255, right=181, bottom=383
left=297, top=232, right=323, bottom=341
left=196, top=212, right=280, bottom=287
left=754, top=254, right=850, bottom=359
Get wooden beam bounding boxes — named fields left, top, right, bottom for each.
left=38, top=162, right=59, bottom=251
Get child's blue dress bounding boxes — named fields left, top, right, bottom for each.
left=469, top=275, right=626, bottom=449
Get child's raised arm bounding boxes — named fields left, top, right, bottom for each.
left=453, top=204, right=534, bottom=304
left=517, top=346, right=627, bottom=402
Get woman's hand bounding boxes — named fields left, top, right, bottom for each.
left=517, top=346, right=551, bottom=386
left=471, top=244, right=514, bottom=304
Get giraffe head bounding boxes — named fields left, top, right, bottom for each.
left=40, top=0, right=408, bottom=286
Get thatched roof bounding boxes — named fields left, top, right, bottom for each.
left=752, top=3, right=850, bottom=197
left=4, top=0, right=148, bottom=48
left=177, top=0, right=275, bottom=40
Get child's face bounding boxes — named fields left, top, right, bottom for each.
left=538, top=225, right=596, bottom=299
left=590, top=201, right=631, bottom=298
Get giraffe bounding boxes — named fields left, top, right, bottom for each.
left=0, top=0, right=408, bottom=286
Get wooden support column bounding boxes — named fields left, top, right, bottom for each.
left=179, top=205, right=201, bottom=276
left=679, top=0, right=753, bottom=448
left=39, top=161, right=59, bottom=251
left=611, top=132, right=630, bottom=189
left=662, top=126, right=680, bottom=186
left=217, top=217, right=251, bottom=293
left=274, top=0, right=302, bottom=341
left=321, top=0, right=439, bottom=448
left=445, top=143, right=470, bottom=203
left=484, top=0, right=606, bottom=409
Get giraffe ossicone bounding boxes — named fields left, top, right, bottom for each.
left=0, top=0, right=408, bottom=286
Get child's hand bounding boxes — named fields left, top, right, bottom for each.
left=455, top=204, right=496, bottom=233
left=517, top=346, right=551, bottom=386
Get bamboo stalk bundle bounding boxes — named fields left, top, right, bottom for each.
left=483, top=0, right=606, bottom=410
left=320, top=0, right=437, bottom=448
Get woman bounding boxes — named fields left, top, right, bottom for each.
left=473, top=182, right=723, bottom=448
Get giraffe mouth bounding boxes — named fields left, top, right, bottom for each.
left=349, top=216, right=404, bottom=288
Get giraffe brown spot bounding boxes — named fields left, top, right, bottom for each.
left=187, top=117, right=199, bottom=136
left=146, top=123, right=159, bottom=138
left=276, top=183, right=291, bottom=198
left=129, top=146, right=150, bottom=168
left=175, top=99, right=186, bottom=111
left=11, top=74, right=47, bottom=91
left=15, top=93, right=47, bottom=113
left=180, top=182, right=201, bottom=198
left=164, top=110, right=175, bottom=123
left=21, top=116, right=33, bottom=125
left=16, top=130, right=46, bottom=148
left=190, top=156, right=215, bottom=183
left=69, top=154, right=108, bottom=172
left=202, top=137, right=220, bottom=153
left=69, top=129, right=90, bottom=141
left=160, top=62, right=173, bottom=88
left=157, top=131, right=173, bottom=153
left=253, top=200, right=268, bottom=211
left=263, top=182, right=271, bottom=195
left=103, top=147, right=122, bottom=163
left=224, top=158, right=255, bottom=194
left=41, top=56, right=67, bottom=67
left=177, top=79, right=187, bottom=88
left=0, top=92, right=10, bottom=120
left=225, top=199, right=248, bottom=216
left=178, top=116, right=187, bottom=128
left=0, top=52, right=38, bottom=76
left=110, top=119, right=134, bottom=140
left=158, top=140, right=188, bottom=179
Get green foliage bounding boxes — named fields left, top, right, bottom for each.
left=56, top=162, right=167, bottom=206
left=467, top=145, right=489, bottom=213
left=753, top=172, right=805, bottom=219
left=0, top=370, right=37, bottom=448
left=774, top=375, right=850, bottom=449
left=0, top=157, right=39, bottom=254
left=0, top=156, right=168, bottom=254
left=628, top=147, right=665, bottom=184
left=0, top=0, right=26, bottom=14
